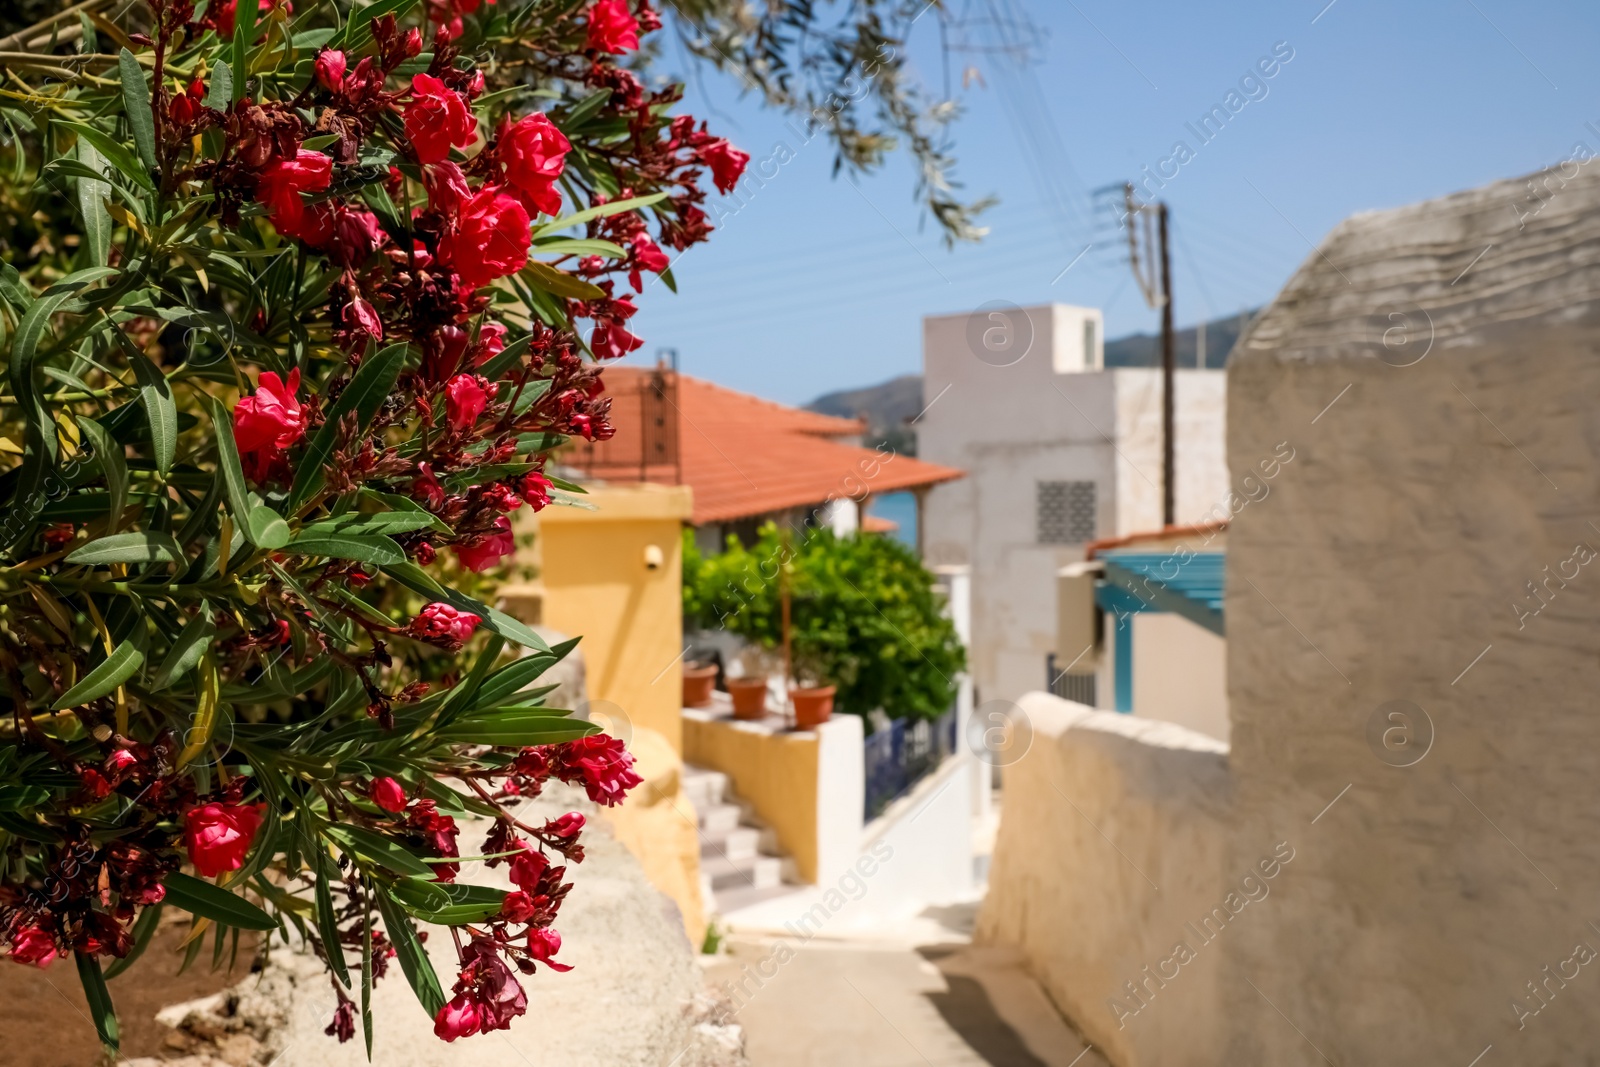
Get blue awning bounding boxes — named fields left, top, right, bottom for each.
left=1096, top=551, right=1225, bottom=636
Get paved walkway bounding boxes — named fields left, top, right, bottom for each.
left=702, top=905, right=1107, bottom=1067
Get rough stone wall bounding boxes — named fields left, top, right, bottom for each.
left=1222, top=164, right=1600, bottom=1064
left=124, top=786, right=744, bottom=1067
left=975, top=692, right=1231, bottom=1067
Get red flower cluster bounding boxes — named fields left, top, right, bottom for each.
left=510, top=735, right=642, bottom=807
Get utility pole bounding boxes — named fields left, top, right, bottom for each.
left=1158, top=203, right=1175, bottom=526
left=1098, top=182, right=1177, bottom=526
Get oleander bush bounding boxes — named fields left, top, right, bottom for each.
left=0, top=0, right=756, bottom=1052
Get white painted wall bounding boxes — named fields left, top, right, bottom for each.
left=919, top=303, right=1228, bottom=707
left=1130, top=613, right=1229, bottom=743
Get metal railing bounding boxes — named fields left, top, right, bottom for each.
left=863, top=706, right=958, bottom=820
left=1047, top=652, right=1097, bottom=706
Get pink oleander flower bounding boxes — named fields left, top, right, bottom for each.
left=404, top=73, right=477, bottom=164
left=534, top=734, right=642, bottom=807
left=444, top=373, right=497, bottom=430
left=453, top=516, right=515, bottom=572
left=256, top=150, right=333, bottom=238
left=509, top=845, right=549, bottom=892
left=499, top=890, right=536, bottom=923
left=233, top=369, right=306, bottom=479
left=370, top=777, right=408, bottom=814
left=474, top=321, right=507, bottom=365
left=701, top=138, right=750, bottom=195
left=439, top=188, right=531, bottom=288
left=628, top=232, right=670, bottom=291
left=585, top=0, right=639, bottom=53
left=544, top=811, right=585, bottom=838
left=407, top=602, right=483, bottom=648
left=501, top=112, right=570, bottom=217
left=526, top=927, right=573, bottom=972
left=314, top=49, right=346, bottom=92
left=183, top=801, right=265, bottom=878
left=8, top=924, right=58, bottom=968
left=434, top=994, right=483, bottom=1041
left=519, top=471, right=553, bottom=511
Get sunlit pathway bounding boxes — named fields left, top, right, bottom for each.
left=703, top=916, right=1105, bottom=1067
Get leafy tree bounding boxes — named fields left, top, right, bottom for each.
left=683, top=523, right=965, bottom=722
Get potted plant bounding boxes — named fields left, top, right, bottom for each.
left=789, top=649, right=836, bottom=728
left=724, top=648, right=776, bottom=719
left=682, top=662, right=720, bottom=708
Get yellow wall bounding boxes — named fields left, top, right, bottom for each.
left=529, top=483, right=693, bottom=753
left=683, top=711, right=823, bottom=882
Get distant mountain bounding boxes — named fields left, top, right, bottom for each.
left=1105, top=308, right=1256, bottom=369
left=806, top=374, right=924, bottom=456
left=803, top=310, right=1258, bottom=453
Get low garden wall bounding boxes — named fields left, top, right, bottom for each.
left=683, top=705, right=863, bottom=884
left=975, top=692, right=1233, bottom=1067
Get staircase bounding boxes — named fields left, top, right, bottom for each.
left=682, top=764, right=798, bottom=915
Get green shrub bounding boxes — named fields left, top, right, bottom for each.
left=683, top=524, right=965, bottom=722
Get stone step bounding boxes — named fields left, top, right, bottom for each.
left=681, top=767, right=727, bottom=810
left=699, top=802, right=743, bottom=837
left=700, top=826, right=760, bottom=863
left=702, top=852, right=782, bottom=892
left=714, top=882, right=798, bottom=916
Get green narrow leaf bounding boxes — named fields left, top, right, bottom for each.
left=162, top=871, right=279, bottom=931
left=433, top=634, right=505, bottom=727
left=75, top=140, right=111, bottom=268
left=533, top=192, right=667, bottom=237
left=288, top=343, right=408, bottom=511
left=392, top=881, right=507, bottom=925
left=247, top=504, right=291, bottom=548
left=300, top=512, right=439, bottom=537
left=74, top=952, right=120, bottom=1054
left=230, top=0, right=251, bottom=103
left=314, top=859, right=352, bottom=990
left=361, top=901, right=374, bottom=1056
left=203, top=395, right=248, bottom=509
left=520, top=260, right=606, bottom=301
left=436, top=713, right=597, bottom=747
left=375, top=888, right=447, bottom=1018
left=118, top=49, right=157, bottom=172
left=76, top=417, right=127, bottom=530
left=150, top=603, right=216, bottom=690
left=472, top=638, right=578, bottom=710
left=287, top=530, right=404, bottom=565
left=4, top=269, right=119, bottom=551
left=52, top=639, right=143, bottom=709
left=57, top=121, right=153, bottom=191
left=65, top=531, right=185, bottom=566
left=204, top=61, right=232, bottom=110
left=112, top=332, right=177, bottom=476
left=325, top=824, right=435, bottom=877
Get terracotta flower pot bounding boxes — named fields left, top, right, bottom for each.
left=725, top=678, right=770, bottom=719
left=791, top=685, right=835, bottom=728
left=682, top=664, right=718, bottom=708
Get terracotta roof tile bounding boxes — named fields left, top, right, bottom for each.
left=569, top=367, right=963, bottom=526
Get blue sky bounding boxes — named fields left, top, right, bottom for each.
left=623, top=0, right=1599, bottom=406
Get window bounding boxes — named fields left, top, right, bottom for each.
left=1037, top=481, right=1097, bottom=544
left=1083, top=317, right=1098, bottom=368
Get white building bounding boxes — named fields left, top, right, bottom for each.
left=918, top=303, right=1230, bottom=716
